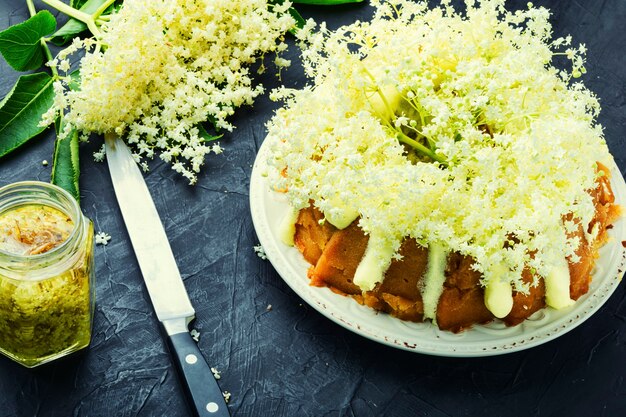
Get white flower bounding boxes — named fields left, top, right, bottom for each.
left=394, top=116, right=409, bottom=127
left=58, top=59, right=71, bottom=73
left=95, top=232, right=112, bottom=246
left=222, top=391, right=231, bottom=403
left=253, top=244, right=267, bottom=260
left=93, top=144, right=106, bottom=162
left=211, top=143, right=224, bottom=155
left=190, top=329, right=200, bottom=342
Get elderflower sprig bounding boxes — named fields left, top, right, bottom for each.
left=1, top=0, right=363, bottom=195
left=41, top=0, right=296, bottom=184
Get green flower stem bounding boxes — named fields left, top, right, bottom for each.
left=361, top=66, right=396, bottom=120
left=361, top=66, right=445, bottom=165
left=42, top=42, right=57, bottom=77
left=27, top=0, right=58, bottom=77
left=406, top=125, right=436, bottom=150
left=97, top=15, right=111, bottom=25
left=374, top=86, right=394, bottom=118
left=396, top=131, right=447, bottom=165
left=39, top=0, right=102, bottom=39
left=407, top=96, right=427, bottom=129
left=38, top=36, right=57, bottom=77
left=404, top=97, right=439, bottom=149
left=26, top=0, right=37, bottom=16
left=93, top=0, right=116, bottom=19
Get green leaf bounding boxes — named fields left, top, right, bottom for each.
left=0, top=11, right=56, bottom=71
left=205, top=114, right=221, bottom=132
left=66, top=69, right=82, bottom=91
left=197, top=124, right=222, bottom=143
left=288, top=7, right=306, bottom=34
left=51, top=118, right=80, bottom=202
left=71, top=0, right=90, bottom=8
left=0, top=72, right=55, bottom=158
left=291, top=0, right=364, bottom=4
left=51, top=0, right=122, bottom=46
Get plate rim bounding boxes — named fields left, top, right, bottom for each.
left=250, top=138, right=626, bottom=357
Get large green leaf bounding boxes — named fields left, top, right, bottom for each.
left=0, top=72, right=54, bottom=158
left=51, top=118, right=80, bottom=202
left=0, top=11, right=56, bottom=71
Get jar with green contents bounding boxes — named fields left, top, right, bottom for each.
left=0, top=181, right=94, bottom=367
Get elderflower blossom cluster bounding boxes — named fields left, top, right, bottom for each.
left=266, top=0, right=612, bottom=292
left=43, top=0, right=295, bottom=184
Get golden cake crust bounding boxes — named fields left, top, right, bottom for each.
left=294, top=164, right=620, bottom=332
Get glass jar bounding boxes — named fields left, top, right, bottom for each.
left=0, top=181, right=94, bottom=367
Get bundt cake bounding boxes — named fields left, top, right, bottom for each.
left=264, top=0, right=622, bottom=332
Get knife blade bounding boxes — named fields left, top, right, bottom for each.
left=105, top=132, right=230, bottom=417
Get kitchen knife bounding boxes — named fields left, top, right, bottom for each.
left=105, top=133, right=230, bottom=417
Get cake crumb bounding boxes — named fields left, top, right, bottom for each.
left=266, top=304, right=272, bottom=311
left=42, top=160, right=49, bottom=166
left=253, top=244, right=267, bottom=260
left=211, top=367, right=221, bottom=380
left=222, top=391, right=231, bottom=403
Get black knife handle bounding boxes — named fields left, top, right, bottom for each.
left=165, top=331, right=231, bottom=417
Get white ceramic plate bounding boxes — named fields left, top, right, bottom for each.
left=250, top=139, right=626, bottom=357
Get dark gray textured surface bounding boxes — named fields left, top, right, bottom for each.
left=1, top=1, right=625, bottom=416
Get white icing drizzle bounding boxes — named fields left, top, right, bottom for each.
left=421, top=244, right=448, bottom=321
left=279, top=206, right=300, bottom=246
left=545, top=257, right=574, bottom=309
left=353, top=236, right=395, bottom=291
left=484, top=265, right=514, bottom=318
left=325, top=205, right=359, bottom=230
